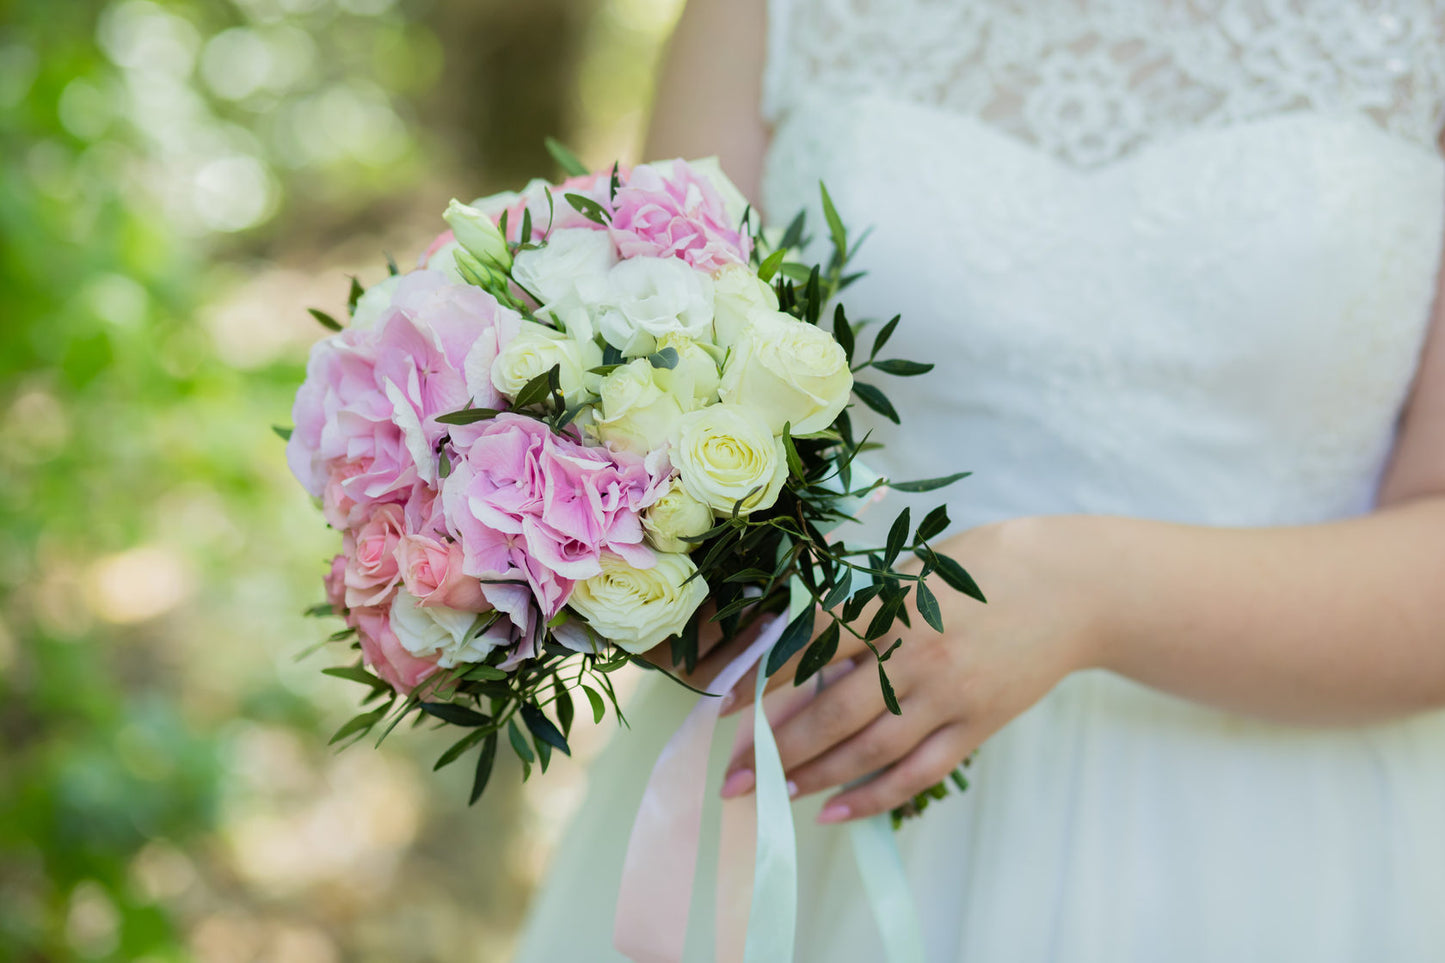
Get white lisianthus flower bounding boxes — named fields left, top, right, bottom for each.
left=652, top=331, right=721, bottom=409
left=491, top=319, right=602, bottom=405
left=593, top=359, right=687, bottom=455
left=720, top=311, right=853, bottom=435
left=673, top=403, right=788, bottom=515
left=512, top=228, right=617, bottom=307
left=643, top=480, right=715, bottom=553
left=567, top=551, right=709, bottom=654
left=389, top=589, right=495, bottom=667
left=444, top=199, right=512, bottom=270
left=595, top=256, right=715, bottom=357
left=350, top=274, right=403, bottom=330
left=711, top=263, right=779, bottom=348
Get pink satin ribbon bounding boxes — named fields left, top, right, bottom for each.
left=613, top=616, right=787, bottom=963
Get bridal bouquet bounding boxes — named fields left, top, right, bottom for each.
left=281, top=142, right=977, bottom=818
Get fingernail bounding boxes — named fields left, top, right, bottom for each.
left=720, top=769, right=755, bottom=799
left=719, top=691, right=735, bottom=713
left=817, top=802, right=851, bottom=824
left=786, top=780, right=799, bottom=799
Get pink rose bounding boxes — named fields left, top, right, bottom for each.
left=324, top=553, right=348, bottom=617
left=609, top=161, right=750, bottom=272
left=443, top=413, right=668, bottom=623
left=421, top=229, right=455, bottom=264
left=488, top=171, right=618, bottom=242
left=344, top=504, right=405, bottom=609
left=396, top=534, right=489, bottom=611
left=353, top=604, right=439, bottom=693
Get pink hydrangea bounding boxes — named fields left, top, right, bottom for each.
left=442, top=413, right=668, bottom=625
left=609, top=161, right=750, bottom=272
left=286, top=270, right=521, bottom=526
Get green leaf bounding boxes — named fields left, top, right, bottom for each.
left=588, top=364, right=625, bottom=376
left=852, top=382, right=900, bottom=424
left=308, top=307, right=343, bottom=332
left=610, top=162, right=622, bottom=202
left=832, top=304, right=856, bottom=362
left=322, top=664, right=381, bottom=687
left=822, top=569, right=853, bottom=610
left=419, top=702, right=490, bottom=727
left=469, top=732, right=499, bottom=804
left=915, top=505, right=950, bottom=544
left=842, top=583, right=882, bottom=622
left=646, top=346, right=679, bottom=370
left=303, top=603, right=334, bottom=618
left=347, top=276, right=365, bottom=314
left=602, top=344, right=624, bottom=366
left=535, top=735, right=552, bottom=773
left=435, top=407, right=502, bottom=426
left=778, top=208, right=808, bottom=251
left=758, top=248, right=787, bottom=283
left=804, top=264, right=822, bottom=326
left=915, top=580, right=944, bottom=633
left=507, top=718, right=535, bottom=763
left=545, top=136, right=590, bottom=177
left=781, top=425, right=806, bottom=481
left=865, top=590, right=905, bottom=641
left=765, top=606, right=816, bottom=676
left=582, top=684, right=606, bottom=724
left=868, top=645, right=902, bottom=715
left=794, top=621, right=840, bottom=685
left=521, top=703, right=571, bottom=756
left=272, top=424, right=293, bottom=441
left=883, top=508, right=911, bottom=568
left=555, top=684, right=575, bottom=738
left=819, top=181, right=847, bottom=261
left=949, top=768, right=970, bottom=794
left=565, top=192, right=610, bottom=226
left=871, top=359, right=935, bottom=376
left=512, top=366, right=559, bottom=409
left=328, top=705, right=388, bottom=745
left=434, top=728, right=488, bottom=771
left=385, top=251, right=400, bottom=276
left=917, top=548, right=987, bottom=604
left=461, top=663, right=508, bottom=681
left=870, top=315, right=902, bottom=359
left=438, top=448, right=452, bottom=479
left=890, top=471, right=972, bottom=494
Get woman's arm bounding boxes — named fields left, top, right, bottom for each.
left=717, top=252, right=1445, bottom=820
left=643, top=0, right=770, bottom=202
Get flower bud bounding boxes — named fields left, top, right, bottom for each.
left=444, top=198, right=512, bottom=271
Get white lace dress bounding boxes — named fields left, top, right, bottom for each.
left=515, top=2, right=1445, bottom=959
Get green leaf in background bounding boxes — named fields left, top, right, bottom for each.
left=469, top=733, right=500, bottom=805
left=507, top=718, right=535, bottom=764
left=819, top=181, right=847, bottom=260
left=419, top=702, right=491, bottom=727
left=915, top=580, right=945, bottom=633
left=434, top=728, right=489, bottom=771
left=872, top=359, right=935, bottom=376
left=870, top=315, right=902, bottom=359
left=322, top=664, right=383, bottom=688
left=765, top=605, right=817, bottom=676
left=794, top=621, right=840, bottom=685
left=890, top=471, right=971, bottom=493
left=915, top=505, right=951, bottom=543
left=272, top=424, right=293, bottom=441
left=582, top=684, right=607, bottom=724
left=545, top=136, right=590, bottom=177
left=521, top=703, right=571, bottom=756
left=917, top=547, right=987, bottom=604
left=833, top=303, right=856, bottom=361
left=883, top=508, right=911, bottom=568
left=758, top=248, right=787, bottom=283
left=308, top=307, right=343, bottom=331
left=347, top=276, right=365, bottom=315
left=328, top=705, right=389, bottom=746
left=822, top=569, right=853, bottom=610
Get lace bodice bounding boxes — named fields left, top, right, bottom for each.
left=764, top=0, right=1445, bottom=168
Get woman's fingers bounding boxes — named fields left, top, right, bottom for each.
left=782, top=697, right=938, bottom=798
left=815, top=724, right=971, bottom=823
left=720, top=611, right=876, bottom=717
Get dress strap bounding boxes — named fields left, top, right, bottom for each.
left=761, top=0, right=793, bottom=124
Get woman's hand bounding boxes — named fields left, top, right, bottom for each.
left=716, top=516, right=1110, bottom=823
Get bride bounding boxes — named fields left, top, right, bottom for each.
left=516, top=1, right=1445, bottom=959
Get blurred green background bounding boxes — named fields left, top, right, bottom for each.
left=0, top=0, right=682, bottom=959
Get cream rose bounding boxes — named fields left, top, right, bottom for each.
left=491, top=319, right=601, bottom=405
left=595, top=256, right=715, bottom=357
left=711, top=263, right=780, bottom=348
left=719, top=311, right=853, bottom=435
left=643, top=480, right=715, bottom=553
left=567, top=551, right=709, bottom=654
left=673, top=403, right=788, bottom=515
left=511, top=228, right=617, bottom=308
left=593, top=359, right=686, bottom=454
left=652, top=331, right=721, bottom=408
left=388, top=589, right=496, bottom=667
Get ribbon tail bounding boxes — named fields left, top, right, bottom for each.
left=741, top=652, right=798, bottom=963
left=850, top=815, right=926, bottom=963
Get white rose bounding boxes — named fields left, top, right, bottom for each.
left=389, top=589, right=495, bottom=667
left=444, top=198, right=511, bottom=270
left=595, top=256, right=715, bottom=357
left=673, top=403, right=788, bottom=515
left=652, top=331, right=721, bottom=408
left=593, top=359, right=686, bottom=455
left=491, top=319, right=602, bottom=405
left=567, top=551, right=709, bottom=654
left=719, top=311, right=853, bottom=435
left=643, top=480, right=715, bottom=553
left=711, top=263, right=779, bottom=348
left=512, top=228, right=617, bottom=308
left=350, top=274, right=402, bottom=330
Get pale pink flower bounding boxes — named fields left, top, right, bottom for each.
left=344, top=504, right=405, bottom=609
left=324, top=554, right=348, bottom=617
left=396, top=534, right=489, bottom=611
left=609, top=161, right=750, bottom=272
left=353, top=604, right=439, bottom=693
